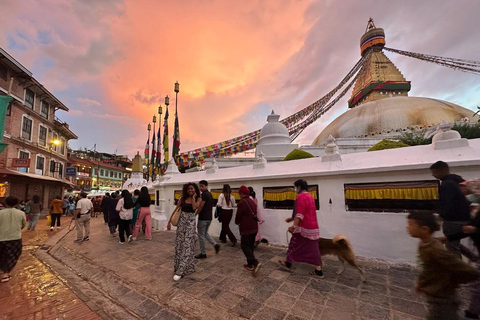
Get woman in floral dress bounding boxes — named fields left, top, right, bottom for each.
left=167, top=182, right=201, bottom=281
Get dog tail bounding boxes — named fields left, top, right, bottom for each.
left=332, top=234, right=352, bottom=248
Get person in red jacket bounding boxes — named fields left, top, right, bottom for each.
left=235, top=185, right=261, bottom=274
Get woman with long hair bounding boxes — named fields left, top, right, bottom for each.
left=167, top=182, right=201, bottom=281
left=217, top=184, right=237, bottom=246
left=132, top=187, right=152, bottom=240
left=108, top=193, right=120, bottom=236
left=0, top=196, right=26, bottom=282
left=116, top=190, right=134, bottom=244
left=26, top=195, right=42, bottom=231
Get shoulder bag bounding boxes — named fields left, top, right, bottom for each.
left=171, top=206, right=182, bottom=226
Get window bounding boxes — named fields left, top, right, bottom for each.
left=38, top=125, right=47, bottom=147
left=52, top=133, right=58, bottom=152
left=58, top=163, right=63, bottom=178
left=41, top=101, right=49, bottom=119
left=344, top=180, right=439, bottom=213
left=100, top=169, right=104, bottom=176
left=263, top=185, right=319, bottom=210
left=18, top=150, right=30, bottom=173
left=60, top=138, right=65, bottom=155
left=0, top=63, right=7, bottom=81
left=110, top=171, right=113, bottom=178
left=21, top=116, right=33, bottom=140
left=36, top=155, right=45, bottom=175
left=25, top=88, right=35, bottom=109
left=50, top=160, right=56, bottom=174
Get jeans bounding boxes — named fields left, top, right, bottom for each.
left=75, top=214, right=91, bottom=240
left=219, top=209, right=236, bottom=244
left=118, top=219, right=132, bottom=243
left=133, top=207, right=152, bottom=239
left=27, top=213, right=40, bottom=230
left=50, top=213, right=61, bottom=227
left=443, top=220, right=469, bottom=258
left=241, top=233, right=258, bottom=266
left=197, top=220, right=216, bottom=254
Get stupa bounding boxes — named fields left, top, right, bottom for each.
left=122, top=152, right=147, bottom=191
left=255, top=111, right=298, bottom=160
left=313, top=19, right=477, bottom=148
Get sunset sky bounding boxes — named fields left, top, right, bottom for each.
left=1, top=0, right=479, bottom=158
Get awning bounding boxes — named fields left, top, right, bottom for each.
left=0, top=168, right=74, bottom=187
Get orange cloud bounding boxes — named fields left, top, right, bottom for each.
left=102, top=0, right=315, bottom=152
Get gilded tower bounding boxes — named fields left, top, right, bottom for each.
left=348, top=19, right=411, bottom=108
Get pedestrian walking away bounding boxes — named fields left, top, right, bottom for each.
left=195, top=180, right=220, bottom=259
left=235, top=185, right=261, bottom=274
left=74, top=192, right=94, bottom=243
left=101, top=193, right=111, bottom=225
left=167, top=182, right=201, bottom=281
left=430, top=161, right=471, bottom=257
left=132, top=186, right=152, bottom=240
left=130, top=189, right=140, bottom=234
left=49, top=195, right=63, bottom=231
left=108, top=193, right=120, bottom=236
left=218, top=184, right=237, bottom=247
left=62, top=196, right=69, bottom=216
left=248, top=186, right=265, bottom=247
left=407, top=211, right=479, bottom=320
left=279, top=179, right=323, bottom=277
left=25, top=195, right=42, bottom=231
left=0, top=196, right=26, bottom=283
left=116, top=190, right=134, bottom=244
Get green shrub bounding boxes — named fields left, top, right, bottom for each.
left=284, top=149, right=314, bottom=161
left=452, top=122, right=480, bottom=139
left=398, top=129, right=432, bottom=146
left=368, top=139, right=409, bottom=152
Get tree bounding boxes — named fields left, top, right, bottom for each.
left=284, top=149, right=315, bottom=161
left=368, top=139, right=409, bottom=152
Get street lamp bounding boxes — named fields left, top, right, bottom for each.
left=158, top=105, right=163, bottom=176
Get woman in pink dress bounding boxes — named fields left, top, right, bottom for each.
left=279, top=179, right=323, bottom=277
left=248, top=187, right=265, bottom=247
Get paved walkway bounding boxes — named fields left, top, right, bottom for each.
left=0, top=216, right=101, bottom=320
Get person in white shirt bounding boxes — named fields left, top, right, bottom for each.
left=217, top=184, right=237, bottom=247
left=116, top=190, right=134, bottom=244
left=74, top=192, right=93, bottom=243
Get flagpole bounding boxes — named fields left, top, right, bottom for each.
left=146, top=123, right=151, bottom=180
left=173, top=81, right=180, bottom=163
left=151, top=114, right=156, bottom=180
left=157, top=105, right=163, bottom=176
left=163, top=95, right=170, bottom=172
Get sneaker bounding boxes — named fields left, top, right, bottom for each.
left=128, top=235, right=133, bottom=242
left=173, top=275, right=182, bottom=281
left=214, top=244, right=220, bottom=254
left=244, top=264, right=254, bottom=272
left=83, top=236, right=90, bottom=241
left=74, top=239, right=83, bottom=243
left=56, top=226, right=61, bottom=230
left=253, top=263, right=262, bottom=274
left=194, top=253, right=207, bottom=259
left=310, top=269, right=324, bottom=278
left=50, top=227, right=54, bottom=231
left=132, top=237, right=137, bottom=241
left=119, top=241, right=125, bottom=245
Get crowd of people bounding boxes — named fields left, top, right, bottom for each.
left=0, top=160, right=479, bottom=320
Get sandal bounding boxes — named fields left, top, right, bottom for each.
left=278, top=260, right=293, bottom=272
left=1, top=275, right=12, bottom=283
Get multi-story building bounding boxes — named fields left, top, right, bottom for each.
left=0, top=47, right=77, bottom=204
left=66, top=149, right=131, bottom=192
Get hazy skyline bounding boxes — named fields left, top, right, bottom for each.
left=1, top=0, right=479, bottom=158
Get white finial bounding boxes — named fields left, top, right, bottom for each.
left=322, top=135, right=341, bottom=162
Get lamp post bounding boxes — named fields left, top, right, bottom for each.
left=152, top=114, right=156, bottom=180
left=164, top=95, right=169, bottom=171
left=173, top=81, right=179, bottom=163
left=146, top=123, right=151, bottom=180
left=158, top=105, right=163, bottom=176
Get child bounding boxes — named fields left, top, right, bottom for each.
left=407, top=211, right=479, bottom=320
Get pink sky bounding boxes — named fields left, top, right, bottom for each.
left=1, top=0, right=479, bottom=158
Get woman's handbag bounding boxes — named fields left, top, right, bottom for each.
left=215, top=206, right=222, bottom=222
left=171, top=206, right=181, bottom=227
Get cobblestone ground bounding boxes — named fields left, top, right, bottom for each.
left=0, top=216, right=101, bottom=320
left=12, top=216, right=473, bottom=320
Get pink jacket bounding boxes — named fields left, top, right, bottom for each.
left=294, top=192, right=320, bottom=240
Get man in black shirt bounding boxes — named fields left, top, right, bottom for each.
left=195, top=180, right=220, bottom=259
left=430, top=161, right=471, bottom=257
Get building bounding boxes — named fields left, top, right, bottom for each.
left=0, top=47, right=77, bottom=204
left=66, top=149, right=132, bottom=192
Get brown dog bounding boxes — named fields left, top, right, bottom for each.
left=319, top=234, right=366, bottom=282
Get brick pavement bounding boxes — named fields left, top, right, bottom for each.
left=0, top=216, right=102, bottom=320
left=30, top=217, right=473, bottom=320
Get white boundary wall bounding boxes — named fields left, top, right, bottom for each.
left=152, top=138, right=480, bottom=264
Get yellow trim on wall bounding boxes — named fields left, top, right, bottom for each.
left=345, top=187, right=439, bottom=200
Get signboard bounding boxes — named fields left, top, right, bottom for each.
left=78, top=172, right=90, bottom=177
left=65, top=167, right=77, bottom=176
left=11, top=158, right=30, bottom=168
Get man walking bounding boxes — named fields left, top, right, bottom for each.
left=430, top=161, right=471, bottom=257
left=195, top=180, right=220, bottom=259
left=235, top=185, right=261, bottom=274
left=74, top=192, right=94, bottom=243
left=101, top=193, right=111, bottom=225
